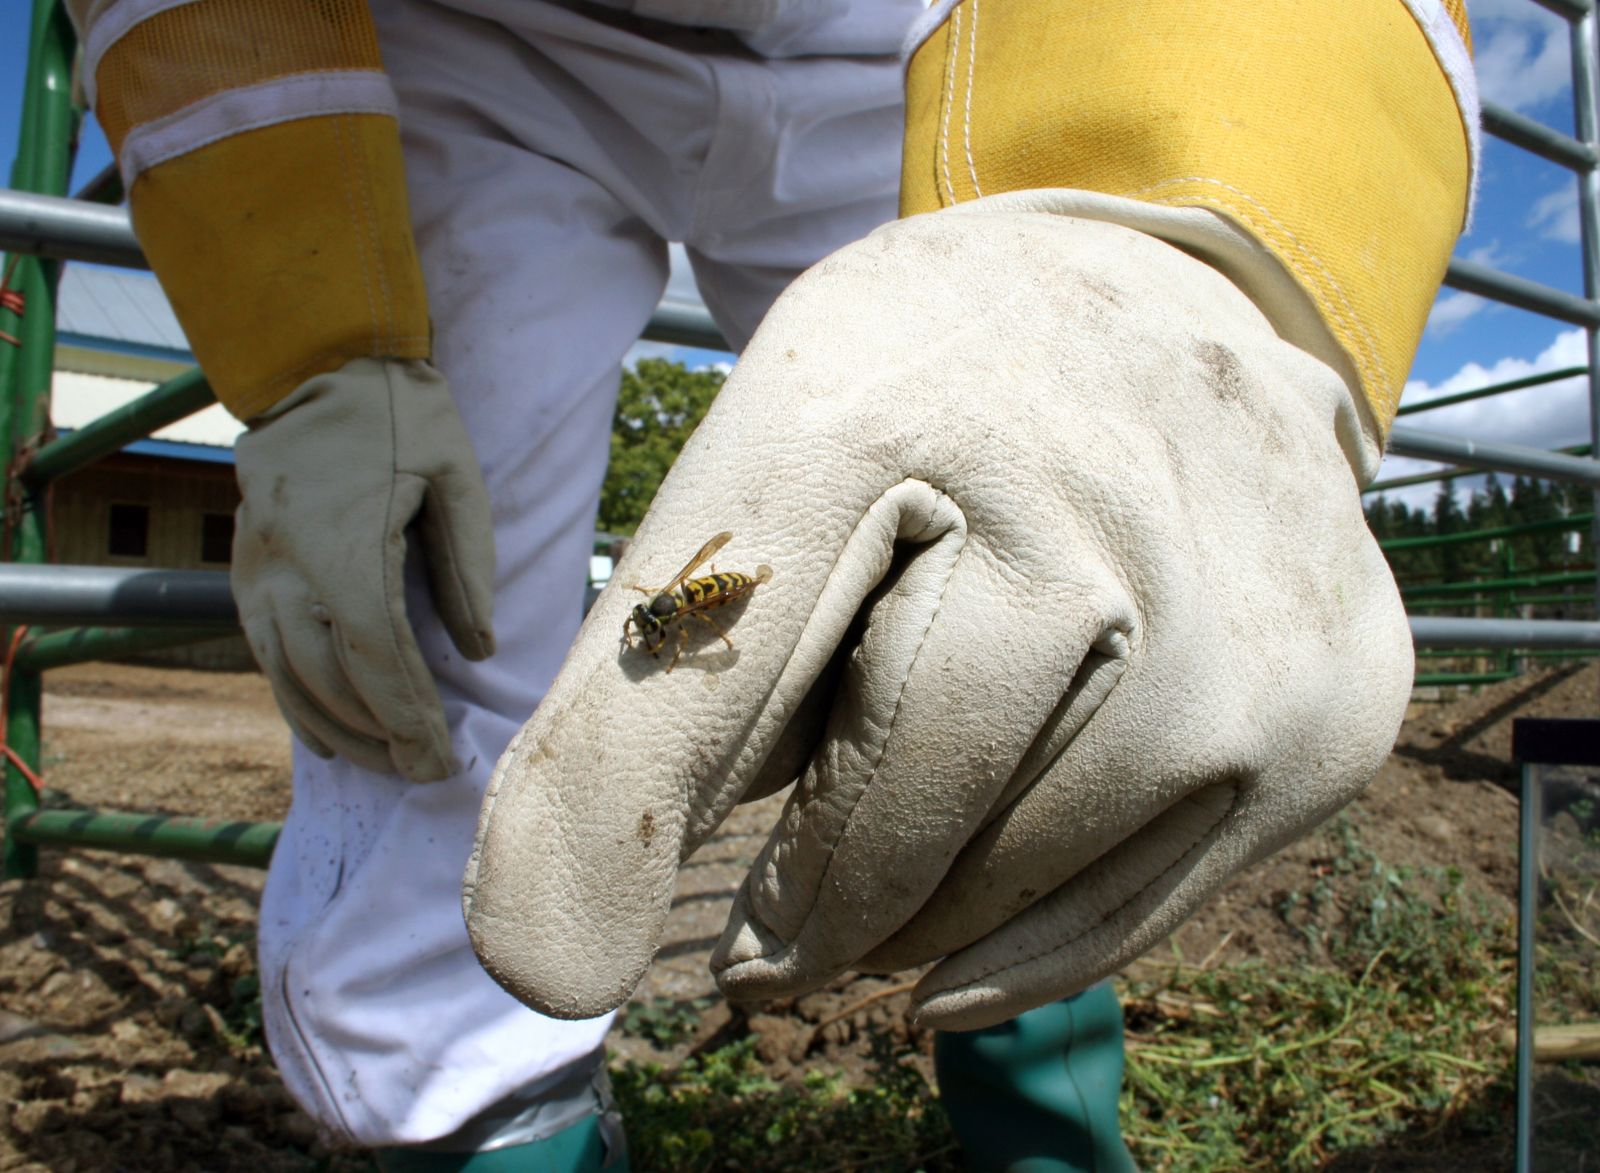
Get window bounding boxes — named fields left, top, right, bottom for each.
left=201, top=512, right=235, bottom=564
left=107, top=503, right=149, bottom=558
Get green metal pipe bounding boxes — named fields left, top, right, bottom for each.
left=1499, top=592, right=1598, bottom=606
left=1402, top=571, right=1596, bottom=597
left=25, top=367, right=217, bottom=485
left=1393, top=366, right=1589, bottom=417
left=1379, top=513, right=1594, bottom=551
left=16, top=625, right=239, bottom=672
left=10, top=808, right=280, bottom=869
left=4, top=0, right=77, bottom=881
left=1415, top=672, right=1519, bottom=686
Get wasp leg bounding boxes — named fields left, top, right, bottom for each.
left=689, top=609, right=736, bottom=651
left=665, top=625, right=689, bottom=674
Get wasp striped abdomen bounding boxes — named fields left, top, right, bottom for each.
left=622, top=533, right=772, bottom=673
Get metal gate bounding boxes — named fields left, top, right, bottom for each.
left=3, top=0, right=1599, bottom=879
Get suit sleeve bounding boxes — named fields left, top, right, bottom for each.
left=901, top=0, right=1478, bottom=440
left=70, top=0, right=432, bottom=421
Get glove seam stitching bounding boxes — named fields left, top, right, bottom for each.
left=1122, top=177, right=1387, bottom=404
left=945, top=782, right=1241, bottom=992
left=377, top=372, right=452, bottom=772
left=768, top=514, right=969, bottom=940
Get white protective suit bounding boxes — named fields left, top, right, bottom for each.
left=257, top=0, right=919, bottom=1144
left=71, top=0, right=919, bottom=1146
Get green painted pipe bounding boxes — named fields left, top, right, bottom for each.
left=1380, top=513, right=1593, bottom=551
left=26, top=367, right=217, bottom=485
left=1415, top=672, right=1520, bottom=686
left=3, top=0, right=77, bottom=882
left=11, top=808, right=280, bottom=869
left=16, top=625, right=238, bottom=671
left=1402, top=570, right=1595, bottom=597
left=1393, top=365, right=1589, bottom=418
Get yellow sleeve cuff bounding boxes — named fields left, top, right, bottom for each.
left=902, top=0, right=1476, bottom=436
left=129, top=114, right=431, bottom=421
left=87, top=0, right=431, bottom=418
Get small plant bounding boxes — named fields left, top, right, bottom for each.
left=1122, top=823, right=1515, bottom=1170
left=613, top=1029, right=957, bottom=1172
left=620, top=997, right=710, bottom=1048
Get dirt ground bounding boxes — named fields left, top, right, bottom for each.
left=1, top=658, right=1597, bottom=1172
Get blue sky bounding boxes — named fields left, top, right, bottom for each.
left=2, top=0, right=1592, bottom=507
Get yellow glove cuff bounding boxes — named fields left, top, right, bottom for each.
left=87, top=0, right=431, bottom=419
left=128, top=116, right=432, bottom=421
left=902, top=0, right=1476, bottom=435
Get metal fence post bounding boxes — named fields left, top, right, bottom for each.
left=1572, top=4, right=1600, bottom=616
left=1, top=0, right=76, bottom=880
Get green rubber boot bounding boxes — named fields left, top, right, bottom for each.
left=375, top=1111, right=627, bottom=1173
left=372, top=1113, right=624, bottom=1164
left=935, top=984, right=1137, bottom=1173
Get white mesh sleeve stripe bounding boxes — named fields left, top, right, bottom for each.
left=1398, top=0, right=1481, bottom=226
left=117, top=70, right=399, bottom=187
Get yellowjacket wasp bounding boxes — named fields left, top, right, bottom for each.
left=622, top=531, right=772, bottom=673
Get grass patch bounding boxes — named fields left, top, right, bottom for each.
left=1118, top=818, right=1515, bottom=1170
left=614, top=1031, right=957, bottom=1172
left=616, top=820, right=1516, bottom=1171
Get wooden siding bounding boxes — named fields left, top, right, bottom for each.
left=48, top=453, right=254, bottom=670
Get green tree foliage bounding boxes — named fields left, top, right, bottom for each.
left=600, top=358, right=726, bottom=535
left=1364, top=475, right=1595, bottom=621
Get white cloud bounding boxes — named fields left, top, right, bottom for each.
left=1465, top=239, right=1507, bottom=268
left=1465, top=0, right=1571, bottom=113
left=1425, top=291, right=1488, bottom=337
left=1372, top=326, right=1592, bottom=509
left=1527, top=183, right=1581, bottom=244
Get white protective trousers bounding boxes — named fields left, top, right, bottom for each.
left=255, top=0, right=915, bottom=1147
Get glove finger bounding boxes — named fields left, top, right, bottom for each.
left=327, top=477, right=459, bottom=782
left=464, top=477, right=968, bottom=1020
left=709, top=544, right=1133, bottom=1004
left=245, top=615, right=394, bottom=774
left=857, top=637, right=1141, bottom=975
left=906, top=783, right=1252, bottom=1031
left=865, top=544, right=1413, bottom=976
left=273, top=604, right=390, bottom=742
left=333, top=615, right=457, bottom=781
left=416, top=463, right=496, bottom=662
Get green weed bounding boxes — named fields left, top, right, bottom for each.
left=621, top=997, right=711, bottom=1048
left=614, top=821, right=1517, bottom=1171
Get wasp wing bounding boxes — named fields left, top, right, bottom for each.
left=662, top=531, right=732, bottom=594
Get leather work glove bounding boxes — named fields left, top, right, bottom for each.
left=462, top=198, right=1413, bottom=1030
left=232, top=357, right=496, bottom=782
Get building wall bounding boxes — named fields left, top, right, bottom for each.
left=50, top=453, right=255, bottom=671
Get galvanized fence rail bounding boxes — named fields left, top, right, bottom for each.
left=3, top=0, right=1600, bottom=876
left=1364, top=0, right=1600, bottom=683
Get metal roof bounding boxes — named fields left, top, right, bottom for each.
left=56, top=265, right=189, bottom=353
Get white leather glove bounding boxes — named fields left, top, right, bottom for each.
left=232, top=357, right=495, bottom=782
left=463, top=200, right=1412, bottom=1029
